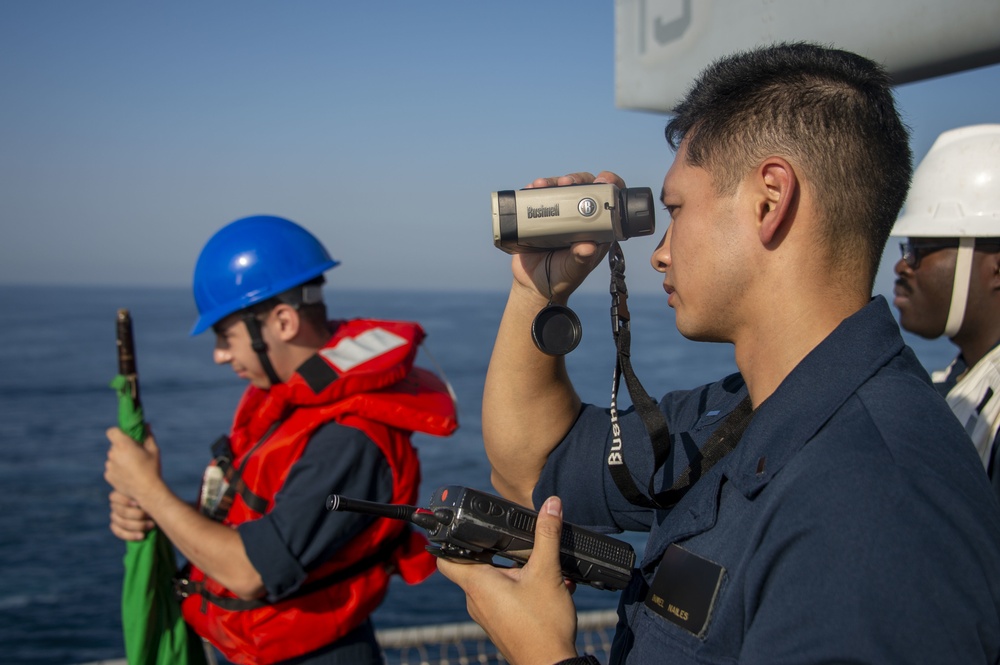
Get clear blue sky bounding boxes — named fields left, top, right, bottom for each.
left=2, top=1, right=998, bottom=298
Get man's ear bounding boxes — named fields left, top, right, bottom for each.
left=270, top=304, right=301, bottom=342
left=755, top=157, right=797, bottom=245
left=987, top=249, right=1000, bottom=292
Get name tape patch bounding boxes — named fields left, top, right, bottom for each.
left=645, top=543, right=725, bottom=637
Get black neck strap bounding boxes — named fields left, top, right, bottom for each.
left=242, top=311, right=283, bottom=387
left=606, top=242, right=753, bottom=509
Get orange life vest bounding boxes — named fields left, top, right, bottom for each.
left=178, top=319, right=457, bottom=665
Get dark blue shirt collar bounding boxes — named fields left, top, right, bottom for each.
left=724, top=296, right=905, bottom=499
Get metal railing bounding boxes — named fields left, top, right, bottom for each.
left=378, top=609, right=617, bottom=665
left=78, top=608, right=619, bottom=665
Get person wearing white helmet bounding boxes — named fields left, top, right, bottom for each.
left=892, top=124, right=1000, bottom=495
left=104, top=216, right=458, bottom=665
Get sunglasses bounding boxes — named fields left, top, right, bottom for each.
left=898, top=239, right=960, bottom=269
left=899, top=238, right=1000, bottom=270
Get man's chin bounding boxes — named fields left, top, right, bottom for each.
left=247, top=376, right=271, bottom=389
left=896, top=313, right=945, bottom=341
left=675, top=321, right=728, bottom=344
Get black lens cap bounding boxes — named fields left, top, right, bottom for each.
left=531, top=304, right=582, bottom=356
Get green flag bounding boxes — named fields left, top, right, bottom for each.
left=113, top=310, right=208, bottom=665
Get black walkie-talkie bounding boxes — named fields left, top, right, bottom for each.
left=327, top=485, right=636, bottom=591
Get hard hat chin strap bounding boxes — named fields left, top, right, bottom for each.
left=945, top=237, right=976, bottom=339
left=242, top=312, right=283, bottom=386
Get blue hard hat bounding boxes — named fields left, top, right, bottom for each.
left=190, top=215, right=339, bottom=335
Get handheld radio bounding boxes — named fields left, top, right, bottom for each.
left=326, top=485, right=635, bottom=591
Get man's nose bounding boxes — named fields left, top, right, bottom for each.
left=650, top=226, right=671, bottom=273
left=213, top=346, right=231, bottom=365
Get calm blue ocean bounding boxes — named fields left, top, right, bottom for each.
left=0, top=284, right=955, bottom=664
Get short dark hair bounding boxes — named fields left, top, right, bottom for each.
left=665, top=42, right=912, bottom=286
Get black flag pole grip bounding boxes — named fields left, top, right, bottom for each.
left=116, top=308, right=141, bottom=408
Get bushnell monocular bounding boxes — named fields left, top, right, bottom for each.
left=492, top=183, right=655, bottom=254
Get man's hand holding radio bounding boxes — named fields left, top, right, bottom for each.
left=438, top=495, right=579, bottom=665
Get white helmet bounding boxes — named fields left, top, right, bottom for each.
left=891, top=124, right=1000, bottom=338
left=892, top=124, right=1000, bottom=238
